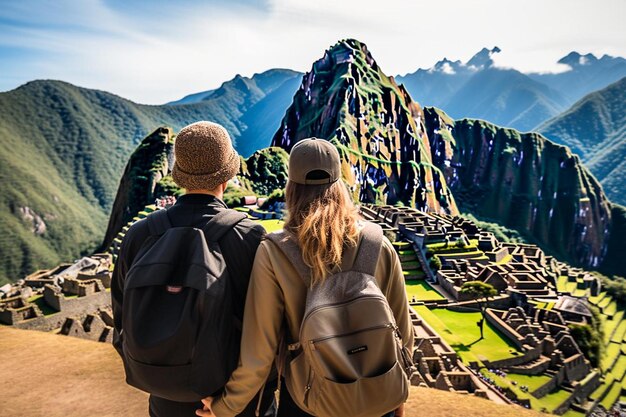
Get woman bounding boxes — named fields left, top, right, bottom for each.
left=197, top=138, right=414, bottom=417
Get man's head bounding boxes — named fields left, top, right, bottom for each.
left=172, top=121, right=240, bottom=195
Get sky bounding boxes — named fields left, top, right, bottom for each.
left=0, top=0, right=625, bottom=104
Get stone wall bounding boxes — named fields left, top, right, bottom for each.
left=16, top=288, right=110, bottom=332
left=484, top=308, right=525, bottom=350
left=60, top=312, right=113, bottom=343
left=551, top=370, right=601, bottom=416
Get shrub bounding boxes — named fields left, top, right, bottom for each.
left=260, top=188, right=285, bottom=211
left=430, top=255, right=442, bottom=270
left=569, top=322, right=602, bottom=368
left=598, top=273, right=626, bottom=306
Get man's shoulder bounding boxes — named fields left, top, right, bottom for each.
left=226, top=213, right=266, bottom=242
left=122, top=217, right=152, bottom=245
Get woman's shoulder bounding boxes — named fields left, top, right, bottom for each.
left=360, top=221, right=396, bottom=253
left=257, top=232, right=293, bottom=262
left=379, top=235, right=398, bottom=265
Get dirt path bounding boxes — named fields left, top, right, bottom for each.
left=0, top=326, right=547, bottom=416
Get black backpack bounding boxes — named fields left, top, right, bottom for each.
left=120, top=208, right=247, bottom=402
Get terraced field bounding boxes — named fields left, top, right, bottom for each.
left=405, top=281, right=445, bottom=302
left=250, top=213, right=624, bottom=414
left=481, top=368, right=577, bottom=414
left=414, top=305, right=521, bottom=363
left=557, top=274, right=626, bottom=412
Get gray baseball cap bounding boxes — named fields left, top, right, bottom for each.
left=288, top=138, right=341, bottom=185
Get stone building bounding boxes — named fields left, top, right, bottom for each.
left=0, top=254, right=113, bottom=338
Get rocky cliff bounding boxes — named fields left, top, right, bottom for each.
left=271, top=39, right=457, bottom=214
left=423, top=107, right=622, bottom=274
left=102, top=127, right=176, bottom=249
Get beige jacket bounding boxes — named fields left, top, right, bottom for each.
left=211, top=232, right=414, bottom=417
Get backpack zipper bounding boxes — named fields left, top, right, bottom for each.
left=303, top=367, right=313, bottom=407
left=301, top=295, right=388, bottom=325
left=309, top=323, right=394, bottom=349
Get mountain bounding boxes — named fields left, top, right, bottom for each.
left=271, top=39, right=457, bottom=213
left=167, top=69, right=300, bottom=106
left=423, top=107, right=625, bottom=276
left=397, top=49, right=626, bottom=132
left=538, top=77, right=626, bottom=206
left=101, top=130, right=287, bottom=248
left=395, top=47, right=500, bottom=109
left=0, top=72, right=298, bottom=284
left=530, top=52, right=626, bottom=103
left=236, top=73, right=303, bottom=157
left=441, top=68, right=568, bottom=132
left=265, top=39, right=623, bottom=275
left=165, top=69, right=302, bottom=156
left=102, top=127, right=176, bottom=249
left=3, top=42, right=625, bottom=284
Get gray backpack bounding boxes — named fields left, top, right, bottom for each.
left=267, top=222, right=413, bottom=417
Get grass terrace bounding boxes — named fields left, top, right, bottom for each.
left=414, top=305, right=521, bottom=363
left=481, top=369, right=570, bottom=413
left=405, top=281, right=445, bottom=302
left=255, top=219, right=284, bottom=233
left=600, top=382, right=622, bottom=411
left=562, top=410, right=585, bottom=417
left=601, top=343, right=621, bottom=371
left=403, top=270, right=426, bottom=279
left=506, top=373, right=553, bottom=391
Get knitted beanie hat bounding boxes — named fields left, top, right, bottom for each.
left=171, top=121, right=240, bottom=191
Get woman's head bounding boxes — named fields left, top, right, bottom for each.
left=285, top=139, right=360, bottom=284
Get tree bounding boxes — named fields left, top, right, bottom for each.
left=460, top=281, right=498, bottom=340
left=429, top=255, right=442, bottom=270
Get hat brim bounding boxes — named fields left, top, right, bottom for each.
left=172, top=148, right=240, bottom=191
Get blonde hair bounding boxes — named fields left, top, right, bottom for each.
left=285, top=180, right=360, bottom=285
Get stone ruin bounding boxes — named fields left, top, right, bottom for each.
left=0, top=254, right=114, bottom=342
left=360, top=203, right=602, bottom=309
left=408, top=308, right=499, bottom=400
left=60, top=308, right=114, bottom=343
left=482, top=306, right=601, bottom=413
left=360, top=203, right=606, bottom=413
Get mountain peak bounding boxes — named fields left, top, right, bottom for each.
left=431, top=58, right=463, bottom=74
left=466, top=46, right=501, bottom=69
left=271, top=38, right=457, bottom=213
left=323, top=38, right=376, bottom=68
left=558, top=51, right=599, bottom=67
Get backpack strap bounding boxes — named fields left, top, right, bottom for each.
left=146, top=208, right=172, bottom=236
left=203, top=210, right=248, bottom=242
left=352, top=222, right=384, bottom=276
left=265, top=232, right=312, bottom=288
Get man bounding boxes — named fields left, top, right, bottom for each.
left=111, top=121, right=274, bottom=417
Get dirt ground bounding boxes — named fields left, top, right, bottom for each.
left=0, top=326, right=547, bottom=416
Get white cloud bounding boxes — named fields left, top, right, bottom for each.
left=0, top=0, right=624, bottom=103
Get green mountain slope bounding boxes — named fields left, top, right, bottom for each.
left=538, top=77, right=626, bottom=205
left=0, top=70, right=298, bottom=284
left=424, top=106, right=625, bottom=276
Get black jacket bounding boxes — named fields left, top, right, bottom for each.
left=111, top=193, right=266, bottom=355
